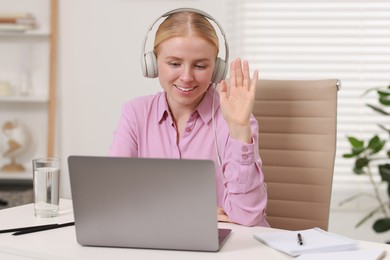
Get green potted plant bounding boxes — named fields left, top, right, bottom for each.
left=343, top=83, right=390, bottom=241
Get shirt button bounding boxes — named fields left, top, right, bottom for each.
left=242, top=154, right=248, bottom=160
left=242, top=146, right=248, bottom=152
left=186, top=127, right=192, bottom=133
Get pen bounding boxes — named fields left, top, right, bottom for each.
left=297, top=233, right=303, bottom=245
left=12, top=222, right=75, bottom=236
left=0, top=223, right=58, bottom=234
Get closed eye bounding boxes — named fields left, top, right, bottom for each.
left=168, top=62, right=181, bottom=67
left=195, top=64, right=207, bottom=69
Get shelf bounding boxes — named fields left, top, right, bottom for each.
left=0, top=95, right=49, bottom=103
left=0, top=170, right=32, bottom=180
left=0, top=25, right=51, bottom=38
left=0, top=31, right=50, bottom=37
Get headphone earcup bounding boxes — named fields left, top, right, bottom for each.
left=141, top=51, right=158, bottom=78
left=211, top=57, right=227, bottom=84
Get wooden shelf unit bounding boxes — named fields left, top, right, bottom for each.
left=0, top=0, right=58, bottom=182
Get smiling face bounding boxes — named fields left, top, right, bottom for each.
left=156, top=36, right=217, bottom=112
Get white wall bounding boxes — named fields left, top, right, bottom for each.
left=58, top=0, right=226, bottom=198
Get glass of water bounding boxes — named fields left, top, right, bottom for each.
left=32, top=157, right=61, bottom=218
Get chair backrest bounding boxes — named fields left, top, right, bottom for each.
left=253, top=79, right=339, bottom=231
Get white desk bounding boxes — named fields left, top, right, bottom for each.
left=0, top=199, right=389, bottom=260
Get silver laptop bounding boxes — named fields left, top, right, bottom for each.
left=68, top=156, right=231, bottom=252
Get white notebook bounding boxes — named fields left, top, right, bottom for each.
left=253, top=228, right=358, bottom=257
left=295, top=248, right=386, bottom=260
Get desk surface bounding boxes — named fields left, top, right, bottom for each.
left=0, top=199, right=389, bottom=260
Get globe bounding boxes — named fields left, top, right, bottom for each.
left=0, top=120, right=30, bottom=172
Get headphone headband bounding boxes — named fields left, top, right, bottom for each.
left=141, top=8, right=229, bottom=83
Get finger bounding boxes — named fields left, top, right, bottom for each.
left=235, top=58, right=243, bottom=86
left=250, top=69, right=259, bottom=96
left=219, top=80, right=228, bottom=100
left=217, top=211, right=233, bottom=223
left=243, top=60, right=250, bottom=90
left=217, top=214, right=231, bottom=223
left=229, top=60, right=236, bottom=88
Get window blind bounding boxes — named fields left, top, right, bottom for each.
left=225, top=0, right=390, bottom=195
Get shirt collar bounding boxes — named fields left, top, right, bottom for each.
left=156, top=87, right=219, bottom=125
left=157, top=92, right=169, bottom=124
left=197, top=86, right=219, bottom=124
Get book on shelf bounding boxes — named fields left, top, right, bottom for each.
left=0, top=13, right=37, bottom=32
left=0, top=12, right=33, bottom=18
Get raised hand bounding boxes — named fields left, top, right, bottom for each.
left=219, top=58, right=259, bottom=143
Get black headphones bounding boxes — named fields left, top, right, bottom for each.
left=140, top=8, right=229, bottom=84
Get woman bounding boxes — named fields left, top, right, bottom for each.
left=109, top=9, right=269, bottom=227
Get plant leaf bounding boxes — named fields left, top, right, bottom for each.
left=368, top=135, right=386, bottom=154
left=366, top=104, right=390, bottom=115
left=378, top=89, right=390, bottom=97
left=353, top=157, right=369, bottom=175
left=378, top=124, right=390, bottom=135
left=347, top=136, right=364, bottom=148
left=379, top=96, right=390, bottom=106
left=343, top=136, right=366, bottom=157
left=343, top=146, right=366, bottom=158
left=361, top=86, right=382, bottom=96
left=368, top=135, right=380, bottom=146
left=379, top=164, right=390, bottom=182
left=353, top=167, right=366, bottom=175
left=352, top=146, right=366, bottom=155
left=388, top=183, right=390, bottom=198
left=373, top=218, right=390, bottom=233
left=355, top=157, right=369, bottom=168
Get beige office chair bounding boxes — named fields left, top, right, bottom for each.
left=253, top=79, right=339, bottom=231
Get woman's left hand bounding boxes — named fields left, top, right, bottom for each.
left=217, top=207, right=234, bottom=223
left=219, top=58, right=258, bottom=143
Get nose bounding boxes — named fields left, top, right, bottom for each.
left=180, top=65, right=194, bottom=82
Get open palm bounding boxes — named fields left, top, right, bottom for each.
left=219, top=58, right=258, bottom=142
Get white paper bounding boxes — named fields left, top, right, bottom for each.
left=296, top=248, right=387, bottom=260
left=253, top=227, right=358, bottom=256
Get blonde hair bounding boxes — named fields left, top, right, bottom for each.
left=153, top=11, right=219, bottom=55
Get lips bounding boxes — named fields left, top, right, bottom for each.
left=174, top=84, right=197, bottom=92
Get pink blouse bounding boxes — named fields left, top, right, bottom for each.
left=109, top=87, right=269, bottom=227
